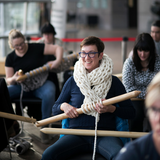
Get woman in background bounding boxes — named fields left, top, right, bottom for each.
left=5, top=29, right=63, bottom=143
left=122, top=33, right=160, bottom=132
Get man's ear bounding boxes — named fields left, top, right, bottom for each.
left=99, top=52, right=103, bottom=60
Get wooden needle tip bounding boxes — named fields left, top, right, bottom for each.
left=18, top=69, right=23, bottom=75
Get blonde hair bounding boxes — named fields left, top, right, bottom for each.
left=145, top=72, right=160, bottom=108
left=8, top=29, right=25, bottom=50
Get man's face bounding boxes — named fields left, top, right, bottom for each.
left=80, top=45, right=103, bottom=73
left=43, top=33, right=54, bottom=44
left=151, top=26, right=160, bottom=42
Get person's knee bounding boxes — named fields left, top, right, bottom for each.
left=41, top=151, right=50, bottom=160
left=41, top=145, right=59, bottom=160
left=8, top=85, right=21, bottom=98
left=43, top=82, right=56, bottom=97
left=41, top=148, right=53, bottom=160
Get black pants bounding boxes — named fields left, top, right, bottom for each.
left=0, top=78, right=15, bottom=152
left=129, top=100, right=151, bottom=132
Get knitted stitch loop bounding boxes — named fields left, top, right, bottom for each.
left=74, top=54, right=113, bottom=121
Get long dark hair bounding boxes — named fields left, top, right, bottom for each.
left=133, top=33, right=156, bottom=71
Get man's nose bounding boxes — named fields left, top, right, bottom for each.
left=85, top=54, right=90, bottom=59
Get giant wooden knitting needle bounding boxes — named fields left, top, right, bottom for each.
left=16, top=52, right=78, bottom=82
left=16, top=64, right=50, bottom=81
left=36, top=90, right=141, bottom=127
left=0, top=111, right=36, bottom=123
left=41, top=128, right=148, bottom=138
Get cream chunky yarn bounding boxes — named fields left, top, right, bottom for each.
left=74, top=53, right=113, bottom=160
left=73, top=54, right=113, bottom=121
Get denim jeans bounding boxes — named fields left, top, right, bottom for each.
left=41, top=135, right=123, bottom=160
left=8, top=80, right=56, bottom=119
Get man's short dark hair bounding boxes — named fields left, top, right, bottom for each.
left=80, top=36, right=105, bottom=54
left=151, top=20, right=160, bottom=28
left=41, top=22, right=56, bottom=35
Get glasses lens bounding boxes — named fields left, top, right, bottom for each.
left=88, top=52, right=95, bottom=58
left=14, top=42, right=24, bottom=48
left=80, top=52, right=86, bottom=58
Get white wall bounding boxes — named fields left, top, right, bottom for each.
left=138, top=0, right=159, bottom=33
left=50, top=0, right=68, bottom=38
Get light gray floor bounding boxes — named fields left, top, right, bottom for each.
left=0, top=27, right=138, bottom=160
left=0, top=110, right=60, bottom=160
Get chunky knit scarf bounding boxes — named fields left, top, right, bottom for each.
left=74, top=54, right=113, bottom=160
left=73, top=54, right=113, bottom=120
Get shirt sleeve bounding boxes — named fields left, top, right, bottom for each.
left=5, top=53, right=13, bottom=67
left=115, top=144, right=140, bottom=160
left=111, top=76, right=136, bottom=119
left=122, top=58, right=137, bottom=93
left=52, top=76, right=72, bottom=116
left=115, top=133, right=153, bottom=160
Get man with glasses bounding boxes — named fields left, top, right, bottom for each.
left=115, top=72, right=160, bottom=160
left=151, top=20, right=160, bottom=56
left=41, top=36, right=135, bottom=160
left=129, top=20, right=160, bottom=57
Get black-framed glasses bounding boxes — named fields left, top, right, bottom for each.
left=14, top=41, right=25, bottom=49
left=79, top=52, right=99, bottom=58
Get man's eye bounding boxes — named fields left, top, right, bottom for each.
left=151, top=107, right=158, bottom=112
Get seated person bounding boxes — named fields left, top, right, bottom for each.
left=41, top=36, right=135, bottom=160
left=5, top=29, right=63, bottom=143
left=150, top=20, right=160, bottom=56
left=128, top=20, right=160, bottom=57
left=39, top=22, right=72, bottom=89
left=122, top=33, right=160, bottom=132
left=115, top=72, right=160, bottom=160
left=0, top=78, right=20, bottom=152
left=38, top=22, right=62, bottom=46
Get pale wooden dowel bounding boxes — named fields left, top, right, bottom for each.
left=18, top=69, right=23, bottom=76
left=41, top=128, right=148, bottom=138
left=36, top=90, right=141, bottom=127
left=16, top=52, right=79, bottom=82
left=131, top=98, right=144, bottom=101
left=0, top=111, right=36, bottom=123
left=102, top=90, right=141, bottom=106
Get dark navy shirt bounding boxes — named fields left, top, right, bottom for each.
left=115, top=132, right=160, bottom=160
left=52, top=75, right=135, bottom=130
